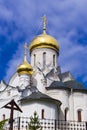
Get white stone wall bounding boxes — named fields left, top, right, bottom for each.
left=0, top=105, right=19, bottom=120
left=46, top=89, right=87, bottom=121
left=9, top=73, right=31, bottom=88
left=18, top=74, right=31, bottom=88
left=46, top=89, right=69, bottom=120
left=73, top=92, right=87, bottom=121
left=9, top=73, right=19, bottom=87
left=30, top=48, right=58, bottom=68
left=20, top=101, right=58, bottom=120
left=32, top=72, right=46, bottom=93
left=0, top=96, right=20, bottom=120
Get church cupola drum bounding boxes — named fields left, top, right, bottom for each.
left=29, top=16, right=60, bottom=68
left=17, top=45, right=33, bottom=88
left=17, top=45, right=33, bottom=75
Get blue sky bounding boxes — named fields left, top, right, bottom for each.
left=0, top=0, right=87, bottom=87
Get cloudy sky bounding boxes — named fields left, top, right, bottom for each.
left=0, top=0, right=87, bottom=87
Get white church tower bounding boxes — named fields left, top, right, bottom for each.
left=29, top=16, right=59, bottom=68
left=17, top=45, right=33, bottom=97
left=29, top=16, right=60, bottom=92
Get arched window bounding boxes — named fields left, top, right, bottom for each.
left=77, top=110, right=82, bottom=122
left=34, top=54, right=36, bottom=66
left=7, top=90, right=10, bottom=96
left=41, top=109, right=44, bottom=119
left=53, top=55, right=55, bottom=66
left=43, top=52, right=46, bottom=67
left=64, top=108, right=68, bottom=121
left=2, top=114, right=5, bottom=120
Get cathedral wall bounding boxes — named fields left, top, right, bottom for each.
left=30, top=48, right=58, bottom=68
left=9, top=73, right=19, bottom=87
left=46, top=89, right=69, bottom=120
left=9, top=73, right=31, bottom=89
left=72, top=92, right=87, bottom=121
left=0, top=86, right=20, bottom=101
left=0, top=106, right=19, bottom=120
left=0, top=90, right=21, bottom=121
left=18, top=74, right=31, bottom=88
left=20, top=101, right=58, bottom=119
left=32, top=72, right=46, bottom=93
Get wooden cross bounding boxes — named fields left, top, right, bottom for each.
left=2, top=99, right=22, bottom=130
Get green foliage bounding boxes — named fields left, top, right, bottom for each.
left=0, top=119, right=8, bottom=130
left=28, top=111, right=42, bottom=130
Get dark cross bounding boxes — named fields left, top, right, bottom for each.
left=2, top=99, right=22, bottom=130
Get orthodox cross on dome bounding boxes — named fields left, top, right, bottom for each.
left=24, top=42, right=28, bottom=54
left=42, top=15, right=47, bottom=34
left=24, top=43, right=28, bottom=62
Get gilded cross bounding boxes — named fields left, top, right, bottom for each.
left=42, top=15, right=47, bottom=33
left=24, top=43, right=28, bottom=54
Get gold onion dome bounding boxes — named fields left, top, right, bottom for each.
left=29, top=16, right=59, bottom=53
left=17, top=45, right=33, bottom=75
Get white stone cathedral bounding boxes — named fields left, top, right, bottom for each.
left=0, top=16, right=87, bottom=124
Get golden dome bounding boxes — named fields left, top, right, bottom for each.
left=17, top=50, right=33, bottom=75
left=29, top=33, right=59, bottom=52
left=29, top=16, right=59, bottom=53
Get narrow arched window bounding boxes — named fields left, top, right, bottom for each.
left=43, top=52, right=46, bottom=67
left=77, top=110, right=82, bottom=122
left=2, top=114, right=5, bottom=120
left=41, top=109, right=44, bottom=119
left=7, top=90, right=10, bottom=96
left=64, top=108, right=68, bottom=121
left=34, top=54, right=36, bottom=66
left=53, top=55, right=55, bottom=66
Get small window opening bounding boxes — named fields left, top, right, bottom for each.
left=34, top=54, right=36, bottom=66
left=78, top=110, right=82, bottom=122
left=53, top=55, right=55, bottom=66
left=43, top=52, right=46, bottom=67
left=2, top=114, right=5, bottom=120
left=41, top=109, right=44, bottom=119
left=65, top=108, right=68, bottom=121
left=7, top=91, right=10, bottom=96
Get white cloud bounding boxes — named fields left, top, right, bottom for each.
left=1, top=0, right=87, bottom=86
left=59, top=35, right=87, bottom=83
left=0, top=3, right=13, bottom=21
left=4, top=43, right=24, bottom=82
